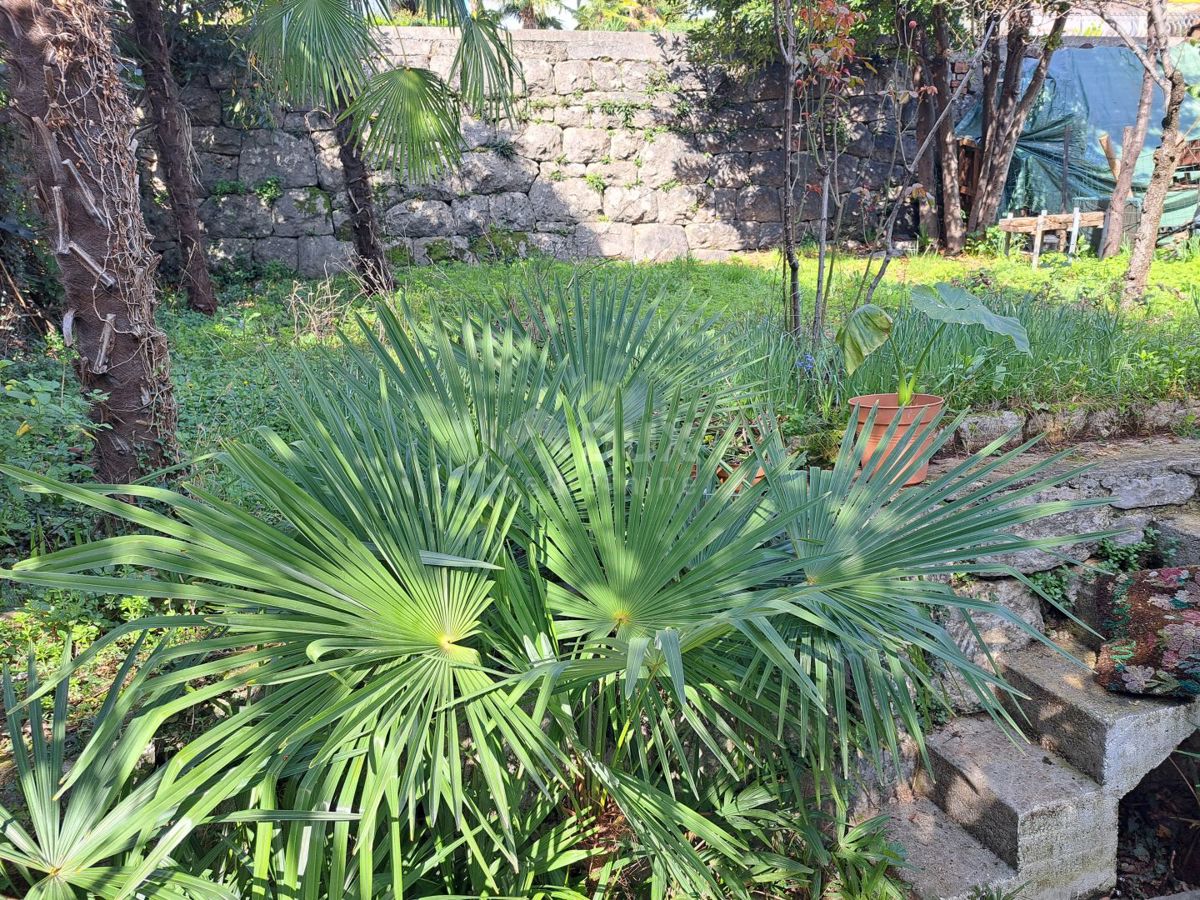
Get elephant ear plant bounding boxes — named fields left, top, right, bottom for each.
left=0, top=274, right=1104, bottom=898
left=835, top=282, right=1032, bottom=485
left=837, top=282, right=1031, bottom=404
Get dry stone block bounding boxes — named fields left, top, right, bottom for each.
left=199, top=194, right=273, bottom=238
left=586, top=160, right=638, bottom=186
left=530, top=179, right=603, bottom=221
left=451, top=195, right=490, bottom=235
left=252, top=237, right=299, bottom=271
left=590, top=60, right=620, bottom=91
left=314, top=145, right=344, bottom=193
left=1027, top=407, right=1088, bottom=447
left=272, top=189, right=333, bottom=237
left=179, top=81, right=221, bottom=126
left=657, top=185, right=708, bottom=225
left=516, top=123, right=562, bottom=159
left=521, top=58, right=554, bottom=92
left=239, top=130, right=317, bottom=188
left=685, top=222, right=748, bottom=251
left=490, top=192, right=535, bottom=230
left=957, top=411, right=1027, bottom=454
left=575, top=222, right=633, bottom=258
left=609, top=130, right=644, bottom=160
left=197, top=152, right=239, bottom=192
left=632, top=223, right=688, bottom=262
left=710, top=152, right=750, bottom=189
left=748, top=151, right=786, bottom=187
left=553, top=105, right=590, bottom=128
left=554, top=60, right=593, bottom=94
left=946, top=577, right=1044, bottom=663
left=384, top=199, right=453, bottom=238
left=1153, top=504, right=1200, bottom=565
left=982, top=486, right=1115, bottom=574
left=207, top=237, right=252, bottom=262
left=297, top=235, right=353, bottom=278
left=452, top=153, right=538, bottom=194
left=1087, top=407, right=1124, bottom=438
left=527, top=231, right=573, bottom=260
left=561, top=127, right=609, bottom=163
left=192, top=126, right=242, bottom=155
left=602, top=186, right=657, bottom=224
left=638, top=133, right=713, bottom=188
left=1100, top=471, right=1196, bottom=509
left=735, top=185, right=781, bottom=222
left=414, top=235, right=469, bottom=263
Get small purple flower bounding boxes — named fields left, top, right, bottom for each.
left=796, top=353, right=816, bottom=373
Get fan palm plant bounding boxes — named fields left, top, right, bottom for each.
left=246, top=0, right=519, bottom=293
left=0, top=275, right=1105, bottom=897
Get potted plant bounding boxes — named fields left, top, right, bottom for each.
left=835, top=282, right=1030, bottom=485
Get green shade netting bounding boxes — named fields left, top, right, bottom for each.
left=957, top=43, right=1200, bottom=230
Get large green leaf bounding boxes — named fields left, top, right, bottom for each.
left=910, top=282, right=1031, bottom=353
left=834, top=303, right=893, bottom=375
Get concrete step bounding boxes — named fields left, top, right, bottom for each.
left=999, top=637, right=1199, bottom=794
left=918, top=715, right=1116, bottom=899
left=884, top=797, right=1020, bottom=900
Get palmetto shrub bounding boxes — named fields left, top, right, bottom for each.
left=0, top=275, right=1096, bottom=898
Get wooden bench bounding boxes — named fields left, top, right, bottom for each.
left=999, top=208, right=1106, bottom=267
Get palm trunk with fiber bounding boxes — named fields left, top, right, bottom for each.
left=334, top=112, right=394, bottom=296
left=1, top=0, right=178, bottom=482
left=126, top=0, right=217, bottom=315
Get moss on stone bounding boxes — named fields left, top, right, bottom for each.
left=469, top=227, right=527, bottom=262
left=423, top=239, right=457, bottom=263
left=386, top=244, right=414, bottom=267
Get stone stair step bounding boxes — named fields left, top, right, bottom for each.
left=919, top=714, right=1115, bottom=897
left=999, top=636, right=1199, bottom=793
left=884, top=798, right=1020, bottom=900
left=1153, top=503, right=1200, bottom=565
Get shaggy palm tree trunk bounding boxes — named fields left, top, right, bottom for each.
left=334, top=113, right=394, bottom=296
left=127, top=0, right=217, bottom=315
left=1, top=0, right=178, bottom=482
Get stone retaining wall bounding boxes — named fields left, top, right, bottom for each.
left=141, top=28, right=915, bottom=276
left=932, top=438, right=1200, bottom=701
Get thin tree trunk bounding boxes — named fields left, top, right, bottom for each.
left=1, top=0, right=178, bottom=482
left=778, top=0, right=801, bottom=334
left=812, top=169, right=830, bottom=344
left=913, top=51, right=941, bottom=245
left=126, top=0, right=217, bottom=315
left=1123, top=68, right=1186, bottom=305
left=979, top=14, right=1001, bottom=191
left=519, top=2, right=537, bottom=28
left=931, top=4, right=965, bottom=253
left=334, top=112, right=395, bottom=296
left=968, top=11, right=1067, bottom=233
left=1101, top=38, right=1155, bottom=258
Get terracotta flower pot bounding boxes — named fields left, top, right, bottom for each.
left=715, top=462, right=766, bottom=490
left=848, top=393, right=945, bottom=486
